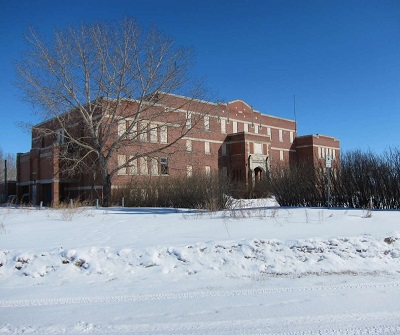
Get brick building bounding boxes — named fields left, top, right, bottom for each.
left=17, top=93, right=340, bottom=205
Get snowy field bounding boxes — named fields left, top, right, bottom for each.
left=1, top=199, right=400, bottom=334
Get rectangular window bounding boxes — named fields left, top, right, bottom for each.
left=127, top=156, right=137, bottom=175
left=280, top=150, right=284, bottom=161
left=279, top=129, right=283, bottom=142
left=151, top=158, right=158, bottom=175
left=56, top=129, right=65, bottom=144
left=150, top=123, right=158, bottom=143
left=205, top=165, right=211, bottom=176
left=117, top=120, right=126, bottom=137
left=244, top=123, right=248, bottom=132
left=160, top=157, right=169, bottom=175
left=332, top=149, right=336, bottom=160
left=233, top=121, right=237, bottom=133
left=204, top=115, right=210, bottom=131
left=318, top=147, right=322, bottom=158
left=127, top=122, right=137, bottom=140
left=267, top=127, right=271, bottom=137
left=139, top=122, right=148, bottom=142
left=187, top=165, right=193, bottom=177
left=205, top=141, right=211, bottom=154
left=186, top=139, right=192, bottom=152
left=117, top=155, right=127, bottom=175
left=290, top=131, right=294, bottom=143
left=254, top=124, right=259, bottom=134
left=221, top=118, right=226, bottom=133
left=222, top=143, right=227, bottom=156
left=254, top=142, right=262, bottom=154
left=160, top=125, right=168, bottom=144
left=139, top=157, right=148, bottom=175
left=186, top=111, right=192, bottom=129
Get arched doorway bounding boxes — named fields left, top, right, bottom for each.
left=254, top=167, right=264, bottom=182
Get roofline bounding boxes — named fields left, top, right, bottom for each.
left=296, top=134, right=340, bottom=142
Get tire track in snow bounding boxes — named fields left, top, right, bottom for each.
left=1, top=280, right=400, bottom=308
left=3, top=313, right=400, bottom=335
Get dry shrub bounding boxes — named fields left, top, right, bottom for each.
left=52, top=199, right=94, bottom=221
left=112, top=173, right=233, bottom=210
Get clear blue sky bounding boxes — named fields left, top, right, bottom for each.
left=1, top=0, right=399, bottom=155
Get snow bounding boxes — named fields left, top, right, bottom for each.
left=1, top=200, right=400, bottom=334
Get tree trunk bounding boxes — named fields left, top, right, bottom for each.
left=102, top=173, right=112, bottom=207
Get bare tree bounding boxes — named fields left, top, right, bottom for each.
left=16, top=18, right=210, bottom=206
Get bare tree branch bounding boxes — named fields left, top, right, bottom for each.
left=16, top=18, right=210, bottom=206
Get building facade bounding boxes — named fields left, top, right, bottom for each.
left=17, top=94, right=340, bottom=205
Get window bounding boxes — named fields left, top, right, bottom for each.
left=127, top=122, right=137, bottom=140
left=332, top=149, right=336, bottom=160
left=117, top=120, right=126, bottom=137
left=254, top=143, right=262, bottom=154
left=186, top=111, right=192, bottom=129
left=221, top=118, right=226, bottom=133
left=186, top=139, right=192, bottom=152
left=254, top=124, right=259, bottom=134
left=279, top=129, right=283, bottom=142
left=205, top=166, right=211, bottom=176
left=150, top=123, right=158, bottom=143
left=139, top=157, right=148, bottom=175
left=204, top=115, right=210, bottom=131
left=187, top=165, right=193, bottom=177
left=290, top=131, right=294, bottom=143
left=127, top=156, right=138, bottom=175
left=280, top=150, right=284, bottom=161
left=151, top=158, right=158, bottom=175
left=205, top=141, right=210, bottom=154
left=267, top=127, right=271, bottom=137
left=318, top=147, right=322, bottom=158
left=160, top=125, right=168, bottom=144
left=222, top=143, right=227, bottom=156
left=117, top=155, right=127, bottom=175
left=56, top=129, right=65, bottom=144
left=244, top=123, right=248, bottom=132
left=139, top=122, right=148, bottom=142
left=233, top=121, right=237, bottom=133
left=160, top=157, right=169, bottom=175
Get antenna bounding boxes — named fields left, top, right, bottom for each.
left=293, top=94, right=297, bottom=134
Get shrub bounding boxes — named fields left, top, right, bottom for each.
left=112, top=173, right=234, bottom=210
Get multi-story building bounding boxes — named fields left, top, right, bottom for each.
left=17, top=93, right=340, bottom=205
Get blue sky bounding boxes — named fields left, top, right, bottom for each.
left=1, top=0, right=399, bottom=155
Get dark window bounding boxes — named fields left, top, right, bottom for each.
left=160, top=157, right=169, bottom=175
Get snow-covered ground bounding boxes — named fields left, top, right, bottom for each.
left=1, top=200, right=400, bottom=334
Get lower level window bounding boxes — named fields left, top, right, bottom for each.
left=160, top=157, right=169, bottom=175
left=187, top=165, right=193, bottom=177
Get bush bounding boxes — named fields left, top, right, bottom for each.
left=112, top=173, right=234, bottom=210
left=269, top=148, right=400, bottom=209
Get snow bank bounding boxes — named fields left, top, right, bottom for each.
left=2, top=235, right=400, bottom=282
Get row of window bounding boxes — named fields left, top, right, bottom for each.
left=117, top=154, right=212, bottom=178
left=118, top=120, right=168, bottom=144
left=186, top=112, right=294, bottom=143
left=117, top=155, right=169, bottom=176
left=318, top=146, right=337, bottom=160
